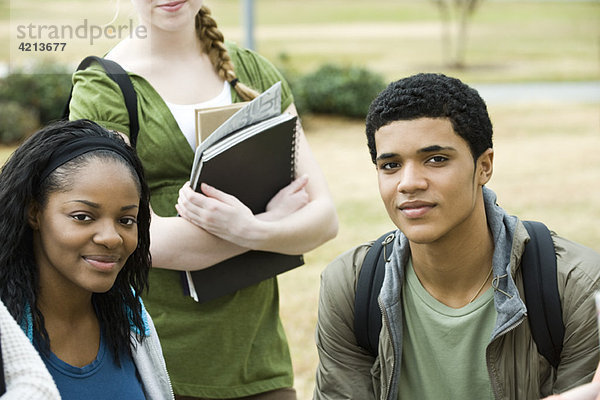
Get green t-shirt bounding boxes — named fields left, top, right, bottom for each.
left=69, top=42, right=295, bottom=398
left=399, top=259, right=496, bottom=400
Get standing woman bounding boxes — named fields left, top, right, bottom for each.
left=0, top=120, right=173, bottom=400
left=68, top=1, right=338, bottom=399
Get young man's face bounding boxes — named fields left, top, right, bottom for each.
left=375, top=117, right=493, bottom=245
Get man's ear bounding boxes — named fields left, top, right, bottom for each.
left=477, top=148, right=494, bottom=186
left=27, top=202, right=41, bottom=230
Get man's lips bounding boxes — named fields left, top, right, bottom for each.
left=398, top=201, right=435, bottom=218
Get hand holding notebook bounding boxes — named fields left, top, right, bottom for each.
left=183, top=81, right=304, bottom=303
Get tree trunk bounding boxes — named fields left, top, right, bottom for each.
left=435, top=0, right=453, bottom=67
left=454, top=1, right=471, bottom=69
left=431, top=0, right=483, bottom=69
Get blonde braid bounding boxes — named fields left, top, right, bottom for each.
left=196, top=6, right=259, bottom=101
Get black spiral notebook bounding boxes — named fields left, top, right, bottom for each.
left=184, top=82, right=304, bottom=303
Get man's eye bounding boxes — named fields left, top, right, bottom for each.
left=429, top=156, right=448, bottom=164
left=380, top=162, right=400, bottom=170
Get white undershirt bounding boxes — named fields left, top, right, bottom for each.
left=164, top=81, right=232, bottom=149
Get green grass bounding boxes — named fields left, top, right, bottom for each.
left=2, top=1, right=599, bottom=82
left=207, top=0, right=600, bottom=83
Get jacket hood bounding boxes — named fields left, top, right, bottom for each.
left=378, top=187, right=528, bottom=398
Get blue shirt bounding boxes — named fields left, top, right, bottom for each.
left=39, top=333, right=146, bottom=400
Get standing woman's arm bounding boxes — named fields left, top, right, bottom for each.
left=175, top=103, right=339, bottom=255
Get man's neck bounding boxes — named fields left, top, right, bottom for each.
left=409, top=204, right=495, bottom=308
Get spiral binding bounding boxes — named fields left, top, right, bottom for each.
left=291, top=116, right=301, bottom=180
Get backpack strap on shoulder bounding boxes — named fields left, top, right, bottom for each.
left=521, top=220, right=563, bottom=369
left=354, top=222, right=563, bottom=368
left=63, top=56, right=139, bottom=148
left=354, top=231, right=395, bottom=357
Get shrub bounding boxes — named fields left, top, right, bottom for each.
left=0, top=62, right=72, bottom=125
left=293, top=64, right=386, bottom=119
left=0, top=101, right=39, bottom=145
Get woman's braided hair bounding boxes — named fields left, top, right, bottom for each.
left=196, top=5, right=259, bottom=101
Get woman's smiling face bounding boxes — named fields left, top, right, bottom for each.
left=30, top=158, right=140, bottom=296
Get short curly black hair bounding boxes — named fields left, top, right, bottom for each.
left=365, top=73, right=493, bottom=164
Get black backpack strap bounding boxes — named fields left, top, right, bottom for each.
left=63, top=56, right=139, bottom=148
left=354, top=231, right=395, bottom=357
left=354, top=222, right=564, bottom=368
left=521, top=220, right=563, bottom=369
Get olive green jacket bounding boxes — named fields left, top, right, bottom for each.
left=314, top=189, right=600, bottom=400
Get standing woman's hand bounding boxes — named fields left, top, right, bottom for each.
left=176, top=182, right=256, bottom=244
left=175, top=175, right=310, bottom=247
left=262, top=174, right=309, bottom=221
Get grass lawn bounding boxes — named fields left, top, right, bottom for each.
left=2, top=1, right=599, bottom=83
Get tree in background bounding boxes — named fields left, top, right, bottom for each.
left=431, top=0, right=484, bottom=69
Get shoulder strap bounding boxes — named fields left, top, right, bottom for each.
left=521, top=220, right=563, bottom=369
left=354, top=222, right=564, bottom=368
left=63, top=56, right=139, bottom=148
left=354, top=231, right=395, bottom=357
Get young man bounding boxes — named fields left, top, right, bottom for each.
left=313, top=73, right=600, bottom=400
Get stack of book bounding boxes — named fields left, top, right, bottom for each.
left=184, top=82, right=304, bottom=303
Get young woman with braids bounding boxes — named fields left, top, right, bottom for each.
left=0, top=119, right=173, bottom=399
left=68, top=2, right=338, bottom=399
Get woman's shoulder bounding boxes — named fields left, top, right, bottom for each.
left=225, top=41, right=259, bottom=70
left=228, top=41, right=279, bottom=66
left=225, top=41, right=291, bottom=102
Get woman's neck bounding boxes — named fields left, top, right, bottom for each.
left=37, top=285, right=101, bottom=367
left=37, top=282, right=95, bottom=326
left=137, top=22, right=201, bottom=59
left=107, top=20, right=224, bottom=105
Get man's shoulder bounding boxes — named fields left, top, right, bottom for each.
left=553, top=233, right=600, bottom=285
left=514, top=220, right=600, bottom=280
left=321, top=242, right=374, bottom=292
